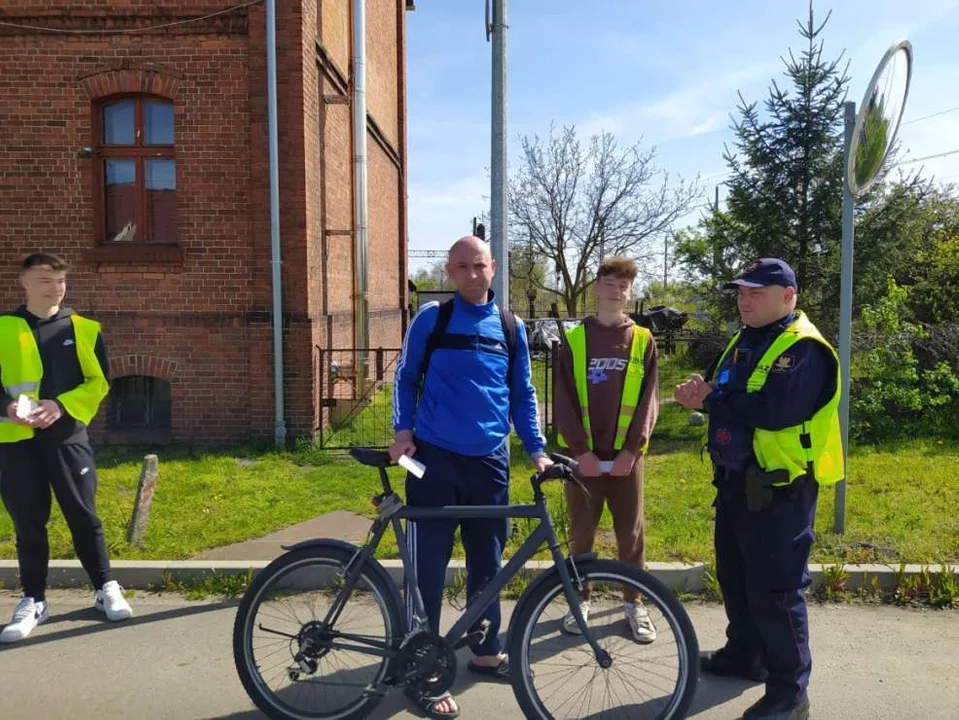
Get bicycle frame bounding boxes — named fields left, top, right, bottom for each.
left=318, top=464, right=609, bottom=669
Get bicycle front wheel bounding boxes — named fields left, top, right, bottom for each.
left=233, top=545, right=404, bottom=720
left=508, top=559, right=699, bottom=719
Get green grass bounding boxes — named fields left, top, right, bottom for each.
left=2, top=352, right=957, bottom=566
left=2, top=428, right=956, bottom=566
left=320, top=382, right=395, bottom=449
left=658, top=348, right=702, bottom=392
left=530, top=356, right=550, bottom=399
left=0, top=444, right=405, bottom=562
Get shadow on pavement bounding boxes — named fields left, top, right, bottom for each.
left=207, top=640, right=757, bottom=719
left=0, top=599, right=238, bottom=652
left=688, top=673, right=759, bottom=716
left=207, top=645, right=505, bottom=720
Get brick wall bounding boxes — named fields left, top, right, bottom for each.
left=0, top=1, right=408, bottom=444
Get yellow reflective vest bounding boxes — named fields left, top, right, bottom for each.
left=558, top=323, right=651, bottom=453
left=0, top=314, right=109, bottom=443
left=714, top=312, right=844, bottom=485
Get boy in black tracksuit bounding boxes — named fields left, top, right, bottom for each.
left=0, top=252, right=132, bottom=644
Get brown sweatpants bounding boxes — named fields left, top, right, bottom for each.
left=563, top=456, right=646, bottom=602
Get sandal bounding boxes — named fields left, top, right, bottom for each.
left=467, top=657, right=511, bottom=682
left=405, top=687, right=461, bottom=719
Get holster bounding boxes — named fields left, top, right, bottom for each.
left=745, top=466, right=792, bottom=512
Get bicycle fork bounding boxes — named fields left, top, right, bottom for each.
left=549, top=544, right=613, bottom=669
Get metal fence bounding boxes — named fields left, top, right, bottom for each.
left=315, top=347, right=403, bottom=449
left=313, top=345, right=557, bottom=450
left=312, top=331, right=720, bottom=451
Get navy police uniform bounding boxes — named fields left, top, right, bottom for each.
left=702, top=260, right=837, bottom=718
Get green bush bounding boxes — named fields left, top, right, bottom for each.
left=851, top=281, right=959, bottom=442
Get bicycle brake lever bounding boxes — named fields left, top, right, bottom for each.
left=569, top=472, right=591, bottom=502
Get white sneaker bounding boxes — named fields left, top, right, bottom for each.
left=562, top=600, right=591, bottom=635
left=95, top=581, right=133, bottom=621
left=0, top=597, right=49, bottom=643
left=624, top=601, right=657, bottom=644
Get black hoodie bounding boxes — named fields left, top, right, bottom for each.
left=1, top=306, right=110, bottom=445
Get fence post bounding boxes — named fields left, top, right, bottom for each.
left=316, top=347, right=323, bottom=420
left=127, top=454, right=159, bottom=548
left=548, top=340, right=558, bottom=436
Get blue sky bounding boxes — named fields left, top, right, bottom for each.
left=405, top=0, right=959, bottom=275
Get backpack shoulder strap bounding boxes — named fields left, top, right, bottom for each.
left=499, top=306, right=518, bottom=386
left=420, top=299, right=455, bottom=380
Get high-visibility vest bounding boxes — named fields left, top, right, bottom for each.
left=715, top=312, right=844, bottom=485
left=558, top=323, right=651, bottom=453
left=0, top=314, right=109, bottom=443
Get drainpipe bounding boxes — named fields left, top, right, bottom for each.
left=353, top=0, right=370, bottom=390
left=266, top=0, right=286, bottom=447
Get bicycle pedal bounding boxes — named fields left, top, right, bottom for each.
left=452, top=620, right=490, bottom=650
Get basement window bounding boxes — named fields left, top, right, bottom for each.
left=107, top=376, right=172, bottom=431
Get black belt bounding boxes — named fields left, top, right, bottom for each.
left=716, top=465, right=811, bottom=511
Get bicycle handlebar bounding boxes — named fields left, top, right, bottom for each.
left=531, top=453, right=589, bottom=499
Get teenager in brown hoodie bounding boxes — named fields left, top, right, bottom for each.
left=553, top=256, right=659, bottom=643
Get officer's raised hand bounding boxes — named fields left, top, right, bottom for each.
left=674, top=374, right=712, bottom=410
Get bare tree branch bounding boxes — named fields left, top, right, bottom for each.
left=509, top=124, right=699, bottom=315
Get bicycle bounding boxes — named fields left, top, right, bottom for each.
left=233, top=448, right=699, bottom=719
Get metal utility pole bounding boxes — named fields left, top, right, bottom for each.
left=835, top=101, right=856, bottom=534
left=489, top=0, right=509, bottom=309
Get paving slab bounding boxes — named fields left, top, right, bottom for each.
left=193, top=510, right=373, bottom=561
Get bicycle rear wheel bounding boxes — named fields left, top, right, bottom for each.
left=508, top=559, right=699, bottom=719
left=233, top=545, right=404, bottom=720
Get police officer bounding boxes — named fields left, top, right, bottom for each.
left=0, top=252, right=132, bottom=644
left=674, top=258, right=843, bottom=720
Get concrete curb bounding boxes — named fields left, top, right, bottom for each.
left=2, top=559, right=956, bottom=594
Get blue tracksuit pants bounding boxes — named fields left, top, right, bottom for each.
left=405, top=437, right=509, bottom=657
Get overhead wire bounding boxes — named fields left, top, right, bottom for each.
left=0, top=1, right=262, bottom=35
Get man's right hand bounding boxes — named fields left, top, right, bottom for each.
left=575, top=451, right=603, bottom=478
left=389, top=430, right=417, bottom=462
left=5, top=401, right=32, bottom=427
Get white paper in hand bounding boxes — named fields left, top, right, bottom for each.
left=16, top=394, right=37, bottom=420
left=398, top=454, right=426, bottom=479
left=598, top=461, right=614, bottom=474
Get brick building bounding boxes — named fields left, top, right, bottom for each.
left=0, top=1, right=412, bottom=444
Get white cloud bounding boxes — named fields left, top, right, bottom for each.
left=574, top=63, right=775, bottom=145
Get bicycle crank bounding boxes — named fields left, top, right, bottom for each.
left=399, top=632, right=458, bottom=697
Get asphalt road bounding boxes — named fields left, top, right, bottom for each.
left=0, top=590, right=956, bottom=719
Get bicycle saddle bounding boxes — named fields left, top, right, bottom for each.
left=350, top=447, right=393, bottom=468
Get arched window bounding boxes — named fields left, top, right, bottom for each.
left=94, top=96, right=176, bottom=244
left=108, top=376, right=172, bottom=431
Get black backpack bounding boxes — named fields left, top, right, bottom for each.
left=419, top=299, right=518, bottom=388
